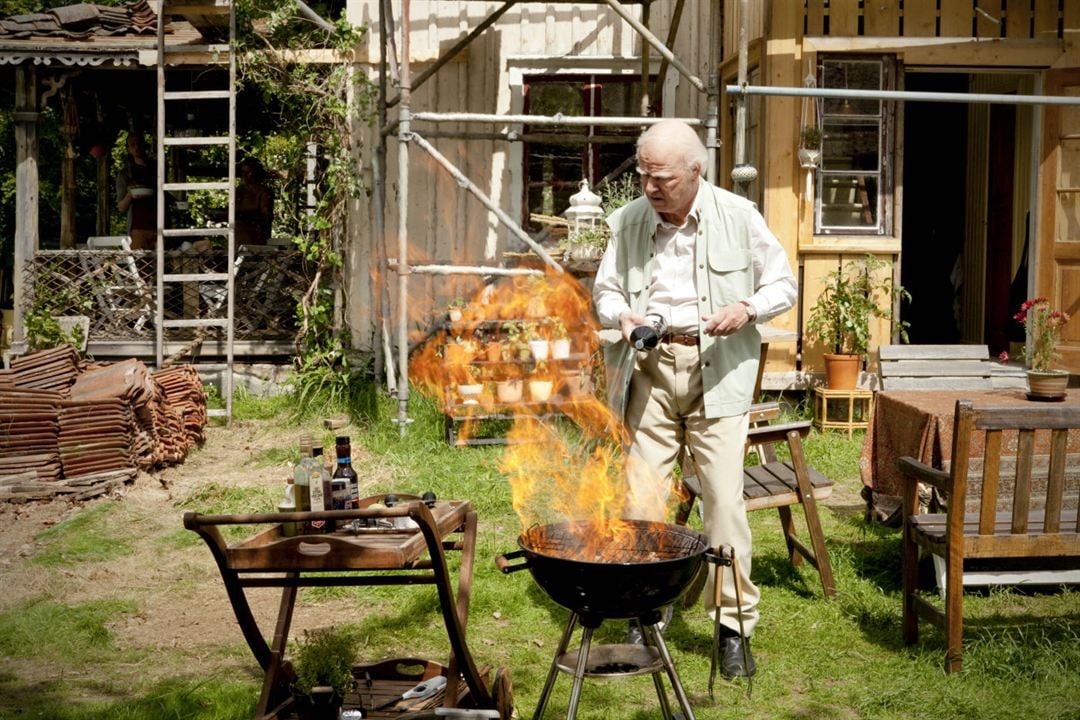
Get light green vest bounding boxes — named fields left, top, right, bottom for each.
left=601, top=182, right=761, bottom=420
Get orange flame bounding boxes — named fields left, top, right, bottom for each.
left=410, top=268, right=669, bottom=553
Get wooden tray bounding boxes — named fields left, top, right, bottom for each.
left=223, top=500, right=469, bottom=572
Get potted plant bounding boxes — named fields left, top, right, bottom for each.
left=1014, top=297, right=1071, bottom=399
left=447, top=297, right=466, bottom=323
left=546, top=317, right=572, bottom=359
left=291, top=626, right=358, bottom=720
left=524, top=277, right=549, bottom=319
left=495, top=365, right=524, bottom=404
left=805, top=255, right=910, bottom=389
left=502, top=321, right=531, bottom=361
left=798, top=125, right=823, bottom=169
left=457, top=364, right=485, bottom=403
left=524, top=322, right=550, bottom=361
left=443, top=336, right=475, bottom=365
left=561, top=366, right=591, bottom=397
left=483, top=330, right=504, bottom=363
left=528, top=360, right=554, bottom=402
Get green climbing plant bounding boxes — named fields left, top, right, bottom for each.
left=233, top=0, right=377, bottom=417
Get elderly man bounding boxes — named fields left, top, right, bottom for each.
left=593, top=119, right=796, bottom=679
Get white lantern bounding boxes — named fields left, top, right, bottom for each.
left=563, top=179, right=603, bottom=238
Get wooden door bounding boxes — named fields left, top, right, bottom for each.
left=1037, top=68, right=1080, bottom=373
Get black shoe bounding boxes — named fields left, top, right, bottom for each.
left=719, top=627, right=756, bottom=679
left=626, top=606, right=674, bottom=645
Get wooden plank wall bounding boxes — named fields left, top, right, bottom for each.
left=347, top=1, right=715, bottom=350
left=797, top=0, right=1060, bottom=39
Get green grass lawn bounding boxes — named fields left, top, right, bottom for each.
left=1, top=385, right=1078, bottom=720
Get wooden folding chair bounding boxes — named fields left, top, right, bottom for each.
left=677, top=402, right=837, bottom=598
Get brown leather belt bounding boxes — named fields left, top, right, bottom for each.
left=660, top=333, right=699, bottom=347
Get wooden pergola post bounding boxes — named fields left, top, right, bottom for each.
left=13, top=64, right=39, bottom=349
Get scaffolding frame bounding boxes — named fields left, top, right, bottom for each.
left=373, top=0, right=723, bottom=434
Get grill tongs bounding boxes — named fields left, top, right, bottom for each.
left=707, top=545, right=752, bottom=700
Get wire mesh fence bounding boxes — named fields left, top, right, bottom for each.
left=22, top=247, right=305, bottom=343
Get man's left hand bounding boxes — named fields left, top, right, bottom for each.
left=702, top=303, right=751, bottom=337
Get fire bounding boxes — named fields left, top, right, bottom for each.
left=411, top=269, right=672, bottom=557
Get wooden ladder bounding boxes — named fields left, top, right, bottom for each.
left=155, top=0, right=236, bottom=421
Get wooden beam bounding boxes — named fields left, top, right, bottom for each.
left=802, top=36, right=1063, bottom=68
left=13, top=64, right=38, bottom=348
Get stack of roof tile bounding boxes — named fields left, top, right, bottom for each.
left=11, top=344, right=80, bottom=393
left=58, top=398, right=138, bottom=480
left=154, top=365, right=209, bottom=446
left=0, top=0, right=160, bottom=38
left=0, top=347, right=209, bottom=502
left=0, top=389, right=63, bottom=483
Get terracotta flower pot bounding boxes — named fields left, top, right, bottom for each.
left=484, top=342, right=503, bottom=363
left=1026, top=369, right=1068, bottom=400
left=823, top=353, right=861, bottom=390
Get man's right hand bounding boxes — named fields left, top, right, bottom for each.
left=619, top=311, right=647, bottom=344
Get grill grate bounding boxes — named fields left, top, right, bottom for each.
left=523, top=520, right=706, bottom=564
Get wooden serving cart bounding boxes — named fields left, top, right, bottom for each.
left=184, top=496, right=511, bottom=719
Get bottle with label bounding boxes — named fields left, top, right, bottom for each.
left=307, top=447, right=331, bottom=533
left=278, top=476, right=298, bottom=537
left=333, top=436, right=359, bottom=510
left=293, top=437, right=312, bottom=514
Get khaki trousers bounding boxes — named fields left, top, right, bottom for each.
left=623, top=343, right=760, bottom=635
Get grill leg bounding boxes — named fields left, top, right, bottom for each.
left=643, top=623, right=696, bottom=720
left=649, top=663, right=674, bottom=720
left=565, top=625, right=594, bottom=720
left=533, top=612, right=578, bottom=720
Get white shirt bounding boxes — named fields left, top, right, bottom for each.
left=593, top=197, right=796, bottom=331
left=645, top=210, right=701, bottom=333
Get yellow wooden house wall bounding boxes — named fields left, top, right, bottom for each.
left=725, top=0, right=1080, bottom=383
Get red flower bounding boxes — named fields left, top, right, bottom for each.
left=998, top=351, right=1009, bottom=363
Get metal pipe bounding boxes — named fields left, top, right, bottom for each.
left=387, top=260, right=542, bottom=277
left=396, top=0, right=412, bottom=436
left=386, top=1, right=516, bottom=109
left=409, top=131, right=563, bottom=272
left=726, top=84, right=1080, bottom=106
left=732, top=0, right=749, bottom=196
left=411, top=111, right=702, bottom=126
left=703, top=0, right=721, bottom=183
left=639, top=2, right=650, bottom=117
left=651, top=0, right=686, bottom=106
left=414, top=129, right=642, bottom=144
left=373, top=0, right=390, bottom=390
left=294, top=0, right=335, bottom=33
left=601, top=0, right=705, bottom=92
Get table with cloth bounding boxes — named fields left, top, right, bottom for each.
left=860, top=389, right=1080, bottom=523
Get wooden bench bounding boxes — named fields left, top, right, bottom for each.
left=878, top=344, right=992, bottom=390
left=678, top=403, right=836, bottom=598
left=898, top=400, right=1080, bottom=672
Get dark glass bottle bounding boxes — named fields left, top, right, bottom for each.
left=334, top=436, right=359, bottom=510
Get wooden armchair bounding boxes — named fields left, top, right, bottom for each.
left=898, top=399, right=1080, bottom=672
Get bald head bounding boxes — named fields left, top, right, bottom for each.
left=637, top=120, right=708, bottom=175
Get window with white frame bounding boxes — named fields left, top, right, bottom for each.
left=523, top=75, right=652, bottom=231
left=815, top=56, right=895, bottom=235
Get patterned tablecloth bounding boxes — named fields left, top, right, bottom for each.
left=859, top=388, right=1080, bottom=518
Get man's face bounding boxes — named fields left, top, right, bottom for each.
left=636, top=143, right=700, bottom=222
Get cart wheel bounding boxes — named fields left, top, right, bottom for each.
left=492, top=666, right=514, bottom=720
